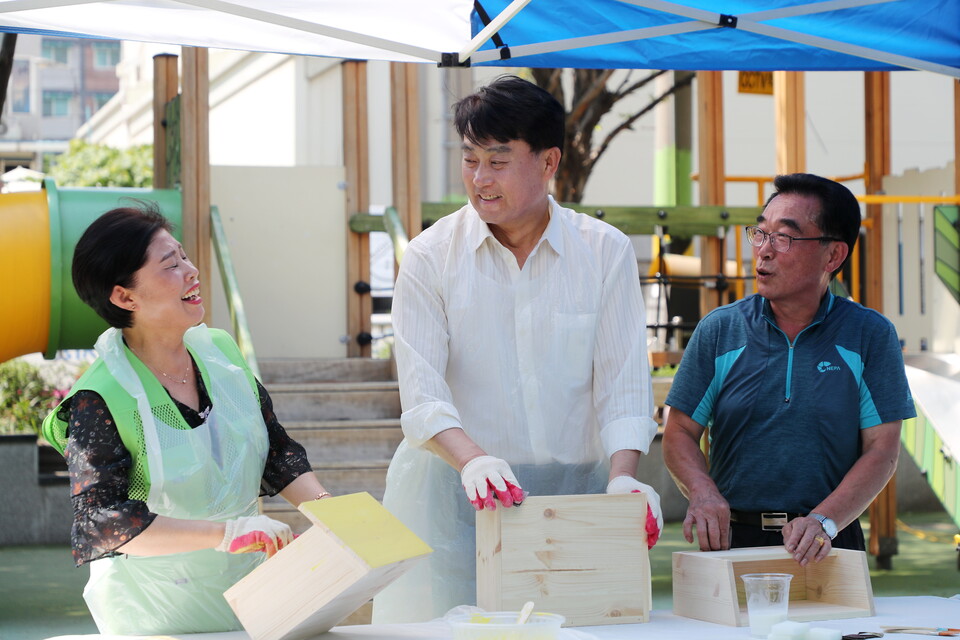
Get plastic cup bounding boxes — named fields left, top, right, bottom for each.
left=741, top=573, right=793, bottom=638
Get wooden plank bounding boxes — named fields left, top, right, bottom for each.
left=225, top=493, right=431, bottom=640
left=804, top=547, right=875, bottom=612
left=672, top=547, right=874, bottom=627
left=348, top=205, right=767, bottom=237
left=672, top=548, right=740, bottom=626
left=152, top=53, right=178, bottom=189
left=477, top=493, right=650, bottom=627
left=475, top=497, right=503, bottom=614
left=342, top=61, right=372, bottom=357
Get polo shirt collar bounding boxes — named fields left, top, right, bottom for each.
left=760, top=290, right=836, bottom=324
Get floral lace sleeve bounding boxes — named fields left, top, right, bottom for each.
left=61, top=377, right=312, bottom=566
left=63, top=390, right=157, bottom=566
left=256, top=379, right=313, bottom=496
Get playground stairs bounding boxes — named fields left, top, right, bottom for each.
left=256, top=357, right=402, bottom=534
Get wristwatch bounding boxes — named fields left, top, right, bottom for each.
left=809, top=512, right=838, bottom=539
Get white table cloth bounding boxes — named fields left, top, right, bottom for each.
left=44, top=596, right=960, bottom=640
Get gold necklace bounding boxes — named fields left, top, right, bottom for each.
left=129, top=346, right=193, bottom=385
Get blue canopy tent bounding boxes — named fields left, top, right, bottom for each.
left=461, top=0, right=960, bottom=76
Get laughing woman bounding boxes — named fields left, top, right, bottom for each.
left=42, top=203, right=330, bottom=635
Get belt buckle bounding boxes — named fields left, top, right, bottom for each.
left=761, top=512, right=788, bottom=531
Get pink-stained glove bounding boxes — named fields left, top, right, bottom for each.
left=606, top=476, right=663, bottom=549
left=460, top=455, right=526, bottom=511
left=215, top=515, right=294, bottom=558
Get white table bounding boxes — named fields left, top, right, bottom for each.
left=45, top=596, right=960, bottom=640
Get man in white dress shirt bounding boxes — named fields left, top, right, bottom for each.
left=372, top=75, right=661, bottom=623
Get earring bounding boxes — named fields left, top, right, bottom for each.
left=130, top=305, right=137, bottom=311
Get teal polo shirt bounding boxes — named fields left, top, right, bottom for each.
left=666, top=292, right=915, bottom=513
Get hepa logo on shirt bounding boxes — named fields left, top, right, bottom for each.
left=817, top=361, right=842, bottom=373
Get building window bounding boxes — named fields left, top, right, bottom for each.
left=93, top=41, right=120, bottom=68
left=11, top=60, right=29, bottom=113
left=93, top=92, right=115, bottom=110
left=42, top=91, right=72, bottom=117
left=41, top=39, right=71, bottom=64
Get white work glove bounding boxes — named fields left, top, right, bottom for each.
left=460, top=455, right=526, bottom=511
left=215, top=515, right=294, bottom=559
left=606, top=475, right=663, bottom=549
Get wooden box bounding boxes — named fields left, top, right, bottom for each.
left=476, top=493, right=650, bottom=627
left=672, top=546, right=875, bottom=626
left=225, top=492, right=432, bottom=640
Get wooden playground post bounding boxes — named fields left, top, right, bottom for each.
left=864, top=71, right=897, bottom=569
left=773, top=71, right=805, bottom=174
left=179, top=47, right=211, bottom=325
left=390, top=62, right=422, bottom=244
left=697, top=71, right=726, bottom=318
left=343, top=60, right=372, bottom=357
left=152, top=54, right=178, bottom=190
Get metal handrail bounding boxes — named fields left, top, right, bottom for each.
left=210, top=205, right=260, bottom=380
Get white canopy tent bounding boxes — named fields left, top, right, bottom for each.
left=0, top=0, right=957, bottom=77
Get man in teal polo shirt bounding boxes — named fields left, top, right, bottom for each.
left=663, top=173, right=915, bottom=567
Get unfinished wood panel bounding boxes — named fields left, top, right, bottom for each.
left=152, top=54, right=178, bottom=190
left=180, top=47, right=211, bottom=325
left=673, top=546, right=874, bottom=627
left=343, top=61, right=372, bottom=357
left=477, top=493, right=650, bottom=627
left=774, top=71, right=806, bottom=174
left=697, top=71, right=726, bottom=317
left=225, top=492, right=432, bottom=640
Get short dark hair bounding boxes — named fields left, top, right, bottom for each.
left=453, top=75, right=564, bottom=153
left=764, top=173, right=861, bottom=277
left=72, top=202, right=173, bottom=328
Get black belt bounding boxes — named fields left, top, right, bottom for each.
left=729, top=510, right=805, bottom=531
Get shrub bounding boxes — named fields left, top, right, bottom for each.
left=0, top=360, right=63, bottom=435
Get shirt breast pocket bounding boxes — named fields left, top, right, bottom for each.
left=549, top=312, right=597, bottom=382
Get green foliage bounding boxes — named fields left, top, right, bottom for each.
left=47, top=139, right=153, bottom=188
left=0, top=360, right=62, bottom=435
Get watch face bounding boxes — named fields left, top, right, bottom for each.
left=823, top=518, right=838, bottom=538
left=813, top=513, right=838, bottom=538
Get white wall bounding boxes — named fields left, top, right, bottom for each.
left=882, top=162, right=959, bottom=355
left=209, top=54, right=297, bottom=166
left=209, top=165, right=347, bottom=359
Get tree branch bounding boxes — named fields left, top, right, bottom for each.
left=569, top=69, right=614, bottom=123
left=591, top=72, right=695, bottom=166
left=610, top=69, right=668, bottom=105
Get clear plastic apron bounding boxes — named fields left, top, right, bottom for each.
left=83, top=326, right=269, bottom=635
left=372, top=441, right=607, bottom=624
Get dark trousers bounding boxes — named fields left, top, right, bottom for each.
left=730, top=519, right=866, bottom=551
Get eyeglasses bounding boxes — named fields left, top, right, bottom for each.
left=745, top=225, right=842, bottom=253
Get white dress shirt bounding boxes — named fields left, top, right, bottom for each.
left=393, top=196, right=657, bottom=465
